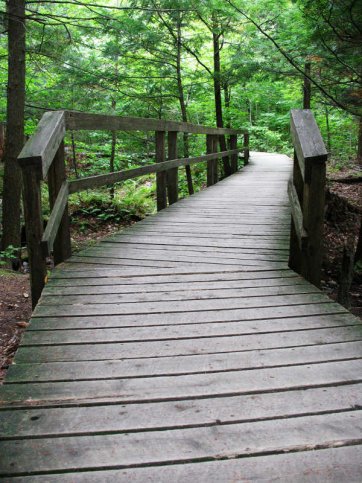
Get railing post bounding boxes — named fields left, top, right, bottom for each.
left=47, top=140, right=72, bottom=265
left=21, top=165, right=47, bottom=308
left=212, top=135, right=219, bottom=184
left=206, top=134, right=214, bottom=187
left=289, top=109, right=328, bottom=288
left=301, top=157, right=326, bottom=287
left=244, top=132, right=250, bottom=165
left=167, top=131, right=178, bottom=205
left=155, top=130, right=167, bottom=211
left=230, top=135, right=238, bottom=173
left=288, top=150, right=305, bottom=274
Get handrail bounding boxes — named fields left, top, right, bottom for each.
left=18, top=111, right=65, bottom=179
left=68, top=149, right=240, bottom=194
left=41, top=148, right=242, bottom=257
left=41, top=181, right=69, bottom=257
left=288, top=109, right=328, bottom=287
left=18, top=110, right=249, bottom=307
left=65, top=110, right=244, bottom=136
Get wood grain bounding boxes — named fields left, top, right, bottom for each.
left=5, top=151, right=362, bottom=480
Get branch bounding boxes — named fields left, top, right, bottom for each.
left=225, top=0, right=361, bottom=116
left=26, top=1, right=192, bottom=12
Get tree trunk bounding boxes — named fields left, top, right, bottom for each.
left=1, top=0, right=26, bottom=251
left=357, top=117, right=362, bottom=165
left=0, top=123, right=5, bottom=161
left=70, top=132, right=79, bottom=178
left=212, top=29, right=230, bottom=177
left=223, top=82, right=231, bottom=130
left=109, top=99, right=117, bottom=199
left=325, top=105, right=331, bottom=152
left=176, top=18, right=193, bottom=195
left=355, top=220, right=362, bottom=264
left=303, top=62, right=311, bottom=109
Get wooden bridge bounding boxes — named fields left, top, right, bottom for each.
left=0, top=110, right=362, bottom=480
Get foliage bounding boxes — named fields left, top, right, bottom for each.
left=1, top=0, right=361, bottom=247
left=69, top=178, right=156, bottom=225
left=0, top=245, right=19, bottom=266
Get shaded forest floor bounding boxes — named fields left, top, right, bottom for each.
left=1, top=166, right=361, bottom=382
left=322, top=165, right=362, bottom=318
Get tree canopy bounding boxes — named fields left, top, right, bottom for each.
left=0, top=0, right=361, bottom=250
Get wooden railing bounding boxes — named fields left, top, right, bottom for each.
left=18, top=110, right=249, bottom=307
left=288, top=109, right=328, bottom=287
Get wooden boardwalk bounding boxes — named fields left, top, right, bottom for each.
left=1, top=152, right=362, bottom=481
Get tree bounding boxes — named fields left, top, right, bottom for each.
left=1, top=0, right=26, bottom=252
left=226, top=0, right=362, bottom=159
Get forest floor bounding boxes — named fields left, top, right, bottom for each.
left=1, top=167, right=361, bottom=382
left=322, top=164, right=362, bottom=318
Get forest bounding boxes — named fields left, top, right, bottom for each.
left=0, top=0, right=361, bottom=272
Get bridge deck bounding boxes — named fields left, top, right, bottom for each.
left=1, top=153, right=362, bottom=481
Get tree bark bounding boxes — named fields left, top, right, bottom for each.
left=1, top=0, right=26, bottom=251
left=109, top=99, right=116, bottom=200
left=212, top=27, right=230, bottom=177
left=355, top=221, right=362, bottom=264
left=357, top=117, right=362, bottom=165
left=70, top=132, right=79, bottom=178
left=0, top=123, right=5, bottom=161
left=223, top=82, right=231, bottom=130
left=325, top=105, right=331, bottom=152
left=176, top=17, right=193, bottom=195
left=303, top=62, right=311, bottom=109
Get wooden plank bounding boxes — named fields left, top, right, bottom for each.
left=63, top=259, right=289, bottom=271
left=0, top=412, right=361, bottom=475
left=46, top=141, right=71, bottom=263
left=244, top=131, right=250, bottom=164
left=167, top=131, right=178, bottom=204
left=25, top=312, right=356, bottom=346
left=101, top=235, right=290, bottom=250
left=65, top=259, right=287, bottom=271
left=12, top=326, right=361, bottom=363
left=212, top=134, right=219, bottom=184
left=2, top=359, right=362, bottom=407
left=48, top=267, right=296, bottom=280
left=8, top=341, right=362, bottom=382
left=71, top=253, right=289, bottom=267
left=287, top=178, right=308, bottom=250
left=41, top=181, right=69, bottom=258
left=23, top=303, right=349, bottom=330
left=121, top=223, right=289, bottom=234
left=47, top=268, right=298, bottom=283
left=7, top=446, right=362, bottom=482
left=289, top=151, right=305, bottom=272
left=32, top=293, right=333, bottom=317
left=42, top=275, right=305, bottom=295
left=301, top=158, right=326, bottom=287
left=84, top=243, right=290, bottom=258
left=1, top=384, right=361, bottom=438
left=21, top=166, right=47, bottom=309
left=101, top=228, right=291, bottom=240
left=206, top=134, right=214, bottom=187
left=155, top=130, right=167, bottom=211
left=37, top=284, right=320, bottom=306
left=230, top=134, right=238, bottom=172
left=135, top=213, right=290, bottom=222
left=17, top=111, right=65, bottom=179
left=65, top=110, right=244, bottom=136
left=290, top=109, right=328, bottom=181
left=61, top=246, right=291, bottom=262
left=68, top=148, right=241, bottom=194
left=6, top=150, right=360, bottom=481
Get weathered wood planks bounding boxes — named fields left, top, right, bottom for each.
left=2, top=151, right=362, bottom=481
